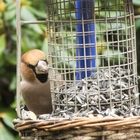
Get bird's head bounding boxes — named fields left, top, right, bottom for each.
left=21, top=49, right=49, bottom=82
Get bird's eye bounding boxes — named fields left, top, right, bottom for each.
left=27, top=64, right=36, bottom=70
left=22, top=59, right=48, bottom=71
left=22, top=60, right=37, bottom=70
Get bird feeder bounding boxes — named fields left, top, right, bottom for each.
left=14, top=0, right=140, bottom=140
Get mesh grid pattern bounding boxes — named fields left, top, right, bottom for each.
left=46, top=0, right=138, bottom=116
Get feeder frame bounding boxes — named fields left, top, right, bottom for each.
left=15, top=0, right=140, bottom=140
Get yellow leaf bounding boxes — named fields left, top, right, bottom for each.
left=96, top=42, right=107, bottom=54
left=21, top=0, right=30, bottom=7
left=0, top=1, right=6, bottom=12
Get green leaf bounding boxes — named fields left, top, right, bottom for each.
left=0, top=34, right=5, bottom=58
left=0, top=110, right=17, bottom=140
left=21, top=6, right=37, bottom=21
left=133, top=0, right=140, bottom=5
left=9, top=76, right=16, bottom=91
left=2, top=116, right=14, bottom=129
left=28, top=7, right=46, bottom=19
left=42, top=38, right=48, bottom=54
left=135, top=19, right=140, bottom=29
left=0, top=124, right=15, bottom=140
left=5, top=4, right=16, bottom=21
left=4, top=51, right=16, bottom=65
left=21, top=7, right=42, bottom=34
left=5, top=0, right=14, bottom=3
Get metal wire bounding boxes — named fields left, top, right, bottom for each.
left=18, top=15, right=140, bottom=25
left=46, top=0, right=138, bottom=116
left=16, top=0, right=139, bottom=118
left=21, top=20, right=47, bottom=25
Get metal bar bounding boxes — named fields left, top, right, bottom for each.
left=18, top=13, right=138, bottom=25
left=16, top=0, right=21, bottom=118
left=20, top=19, right=96, bottom=24
left=21, top=20, right=47, bottom=25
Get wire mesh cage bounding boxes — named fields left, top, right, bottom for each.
left=14, top=0, right=140, bottom=140
left=47, top=0, right=139, bottom=117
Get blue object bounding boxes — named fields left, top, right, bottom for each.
left=76, top=0, right=96, bottom=80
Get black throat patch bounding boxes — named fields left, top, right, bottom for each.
left=35, top=73, right=48, bottom=83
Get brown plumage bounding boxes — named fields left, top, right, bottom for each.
left=20, top=49, right=52, bottom=115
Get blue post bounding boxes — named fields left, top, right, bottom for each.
left=76, top=0, right=96, bottom=80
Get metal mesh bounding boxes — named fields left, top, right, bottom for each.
left=46, top=0, right=138, bottom=117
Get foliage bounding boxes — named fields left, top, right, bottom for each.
left=0, top=0, right=46, bottom=139
left=133, top=0, right=140, bottom=5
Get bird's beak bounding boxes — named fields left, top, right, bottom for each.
left=35, top=60, right=49, bottom=74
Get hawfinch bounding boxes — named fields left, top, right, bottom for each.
left=20, top=49, right=52, bottom=115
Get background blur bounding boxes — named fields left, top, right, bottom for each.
left=0, top=0, right=140, bottom=139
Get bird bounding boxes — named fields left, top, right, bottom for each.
left=20, top=49, right=52, bottom=115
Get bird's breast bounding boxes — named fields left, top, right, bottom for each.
left=20, top=80, right=52, bottom=115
